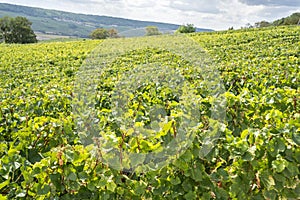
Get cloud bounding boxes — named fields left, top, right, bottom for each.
left=169, top=0, right=221, bottom=13
left=124, top=0, right=158, bottom=8
left=239, top=0, right=300, bottom=7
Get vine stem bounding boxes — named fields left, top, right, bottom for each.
left=293, top=96, right=298, bottom=113
left=94, top=137, right=103, bottom=165
left=32, top=131, right=41, bottom=148
left=172, top=121, right=177, bottom=138
left=137, top=136, right=141, bottom=152
left=119, top=131, right=126, bottom=170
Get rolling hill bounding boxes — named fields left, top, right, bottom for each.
left=0, top=3, right=213, bottom=38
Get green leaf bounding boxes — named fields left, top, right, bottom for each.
left=286, top=162, right=299, bottom=177
left=181, top=150, right=193, bottom=162
left=107, top=156, right=122, bottom=171
left=0, top=194, right=7, bottom=200
left=263, top=189, right=277, bottom=200
left=292, top=131, right=300, bottom=146
left=65, top=149, right=75, bottom=162
left=28, top=149, right=43, bottom=164
left=272, top=158, right=288, bottom=173
left=173, top=158, right=189, bottom=172
left=242, top=149, right=255, bottom=161
left=260, top=172, right=275, bottom=190
left=67, top=172, right=77, bottom=181
left=268, top=137, right=286, bottom=157
left=184, top=191, right=197, bottom=200
left=0, top=180, right=9, bottom=190
left=78, top=171, right=88, bottom=181
left=169, top=176, right=181, bottom=185
left=50, top=174, right=62, bottom=190
left=130, top=153, right=146, bottom=167
left=182, top=179, right=193, bottom=192
left=37, top=184, right=51, bottom=195
left=134, top=181, right=146, bottom=195
left=107, top=180, right=117, bottom=192
left=87, top=181, right=96, bottom=192
left=191, top=166, right=203, bottom=182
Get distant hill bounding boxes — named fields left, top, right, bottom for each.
left=0, top=3, right=213, bottom=39
left=272, top=12, right=300, bottom=26
left=254, top=12, right=300, bottom=28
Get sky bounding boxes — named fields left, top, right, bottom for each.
left=0, top=0, right=299, bottom=30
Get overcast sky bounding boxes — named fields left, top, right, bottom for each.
left=0, top=0, right=299, bottom=30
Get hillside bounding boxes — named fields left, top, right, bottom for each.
left=254, top=12, right=300, bottom=28
left=0, top=3, right=213, bottom=38
left=273, top=12, right=300, bottom=26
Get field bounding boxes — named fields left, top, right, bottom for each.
left=0, top=26, right=299, bottom=199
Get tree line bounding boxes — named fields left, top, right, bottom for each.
left=239, top=12, right=300, bottom=29
left=0, top=15, right=197, bottom=43
left=90, top=24, right=196, bottom=39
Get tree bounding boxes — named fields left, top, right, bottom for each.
left=108, top=28, right=119, bottom=38
left=241, top=23, right=254, bottom=29
left=90, top=28, right=109, bottom=39
left=255, top=21, right=271, bottom=28
left=145, top=26, right=161, bottom=36
left=176, top=24, right=196, bottom=33
left=90, top=28, right=120, bottom=39
left=0, top=16, right=37, bottom=44
left=284, top=12, right=300, bottom=25
left=273, top=12, right=300, bottom=26
left=11, top=17, right=37, bottom=43
left=0, top=16, right=11, bottom=43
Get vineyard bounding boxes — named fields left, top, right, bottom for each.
left=0, top=26, right=299, bottom=199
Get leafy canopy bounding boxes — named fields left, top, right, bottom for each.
left=145, top=26, right=162, bottom=36
left=90, top=28, right=120, bottom=39
left=176, top=24, right=196, bottom=33
left=90, top=28, right=109, bottom=39
left=0, top=16, right=37, bottom=44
